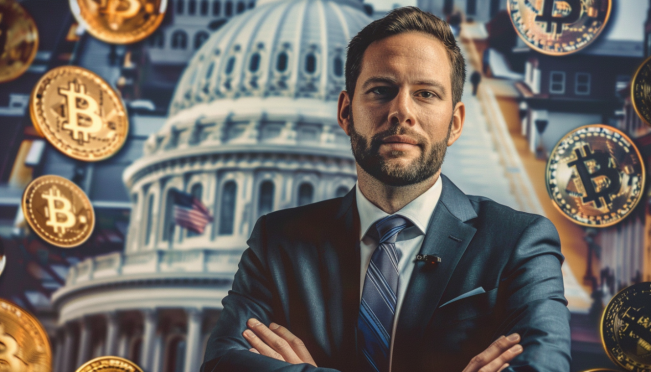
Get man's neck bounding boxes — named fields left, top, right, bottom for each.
left=356, top=165, right=440, bottom=214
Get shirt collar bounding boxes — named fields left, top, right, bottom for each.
left=355, top=175, right=443, bottom=241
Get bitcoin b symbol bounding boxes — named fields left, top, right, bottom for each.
left=98, top=0, right=141, bottom=19
left=0, top=324, right=25, bottom=372
left=567, top=144, right=621, bottom=208
left=58, top=81, right=103, bottom=144
left=42, top=186, right=77, bottom=236
left=535, top=0, right=582, bottom=35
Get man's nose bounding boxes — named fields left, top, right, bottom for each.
left=388, top=89, right=415, bottom=126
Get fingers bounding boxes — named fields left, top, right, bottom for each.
left=497, top=363, right=510, bottom=372
left=462, top=333, right=522, bottom=372
left=243, top=318, right=302, bottom=364
left=269, top=322, right=317, bottom=367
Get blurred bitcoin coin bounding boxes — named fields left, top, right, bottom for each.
left=30, top=65, right=128, bottom=161
left=0, top=0, right=38, bottom=83
left=632, top=55, right=651, bottom=127
left=22, top=175, right=95, bottom=248
left=76, top=356, right=144, bottom=372
left=602, top=282, right=651, bottom=372
left=545, top=124, right=645, bottom=227
left=507, top=0, right=612, bottom=56
left=73, top=0, right=167, bottom=44
left=0, top=299, right=51, bottom=371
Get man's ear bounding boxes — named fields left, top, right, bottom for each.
left=337, top=90, right=352, bottom=136
left=447, top=101, right=465, bottom=147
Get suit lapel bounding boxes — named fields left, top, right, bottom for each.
left=323, top=186, right=361, bottom=371
left=392, top=175, right=477, bottom=371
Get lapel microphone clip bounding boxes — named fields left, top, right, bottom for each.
left=415, top=254, right=442, bottom=266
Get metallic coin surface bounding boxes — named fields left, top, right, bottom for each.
left=76, top=356, right=144, bottom=372
left=74, top=0, right=167, bottom=44
left=601, top=282, right=651, bottom=371
left=30, top=65, right=129, bottom=162
left=0, top=299, right=51, bottom=371
left=22, top=175, right=95, bottom=248
left=507, top=0, right=612, bottom=56
left=632, top=55, right=651, bottom=127
left=0, top=0, right=38, bottom=83
left=545, top=124, right=645, bottom=228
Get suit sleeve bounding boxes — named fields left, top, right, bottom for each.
left=496, top=216, right=572, bottom=372
left=201, top=216, right=340, bottom=372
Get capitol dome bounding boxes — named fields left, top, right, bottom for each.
left=52, top=1, right=372, bottom=371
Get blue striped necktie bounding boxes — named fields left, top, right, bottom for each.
left=358, top=215, right=412, bottom=372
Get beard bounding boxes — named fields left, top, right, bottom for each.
left=348, top=112, right=452, bottom=187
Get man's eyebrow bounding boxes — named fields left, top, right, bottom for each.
left=361, top=77, right=447, bottom=95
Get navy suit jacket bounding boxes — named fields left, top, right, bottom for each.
left=201, top=174, right=571, bottom=371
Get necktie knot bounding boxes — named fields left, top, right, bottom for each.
left=373, top=215, right=412, bottom=244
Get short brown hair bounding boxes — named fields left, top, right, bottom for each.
left=345, top=7, right=466, bottom=107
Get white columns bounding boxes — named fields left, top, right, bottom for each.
left=140, top=309, right=158, bottom=371
left=151, top=334, right=164, bottom=372
left=76, top=317, right=92, bottom=368
left=184, top=308, right=203, bottom=372
left=61, top=323, right=76, bottom=372
left=117, top=333, right=129, bottom=358
left=105, top=312, right=119, bottom=355
left=53, top=330, right=64, bottom=372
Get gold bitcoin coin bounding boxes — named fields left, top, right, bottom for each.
left=0, top=299, right=51, bottom=371
left=632, top=55, right=651, bottom=127
left=0, top=0, right=38, bottom=83
left=507, top=0, right=612, bottom=56
left=545, top=124, right=645, bottom=228
left=76, top=356, right=144, bottom=372
left=74, top=0, right=167, bottom=44
left=30, top=65, right=129, bottom=162
left=22, top=175, right=95, bottom=248
left=601, top=282, right=651, bottom=372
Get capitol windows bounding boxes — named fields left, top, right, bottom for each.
left=549, top=71, right=566, bottom=94
left=187, top=184, right=204, bottom=237
left=145, top=194, right=155, bottom=246
left=176, top=0, right=184, bottom=14
left=212, top=0, right=220, bottom=15
left=575, top=73, right=591, bottom=95
left=172, top=31, right=188, bottom=49
left=276, top=52, right=288, bottom=72
left=165, top=336, right=186, bottom=372
left=218, top=181, right=237, bottom=235
left=225, top=56, right=236, bottom=75
left=333, top=56, right=343, bottom=77
left=298, top=183, right=314, bottom=206
left=335, top=186, right=349, bottom=198
left=249, top=53, right=261, bottom=72
left=194, top=31, right=210, bottom=50
left=188, top=0, right=197, bottom=14
left=200, top=0, right=209, bottom=15
left=258, top=180, right=274, bottom=217
left=305, top=53, right=317, bottom=74
left=162, top=189, right=176, bottom=242
left=248, top=1, right=254, bottom=8
left=225, top=1, right=233, bottom=16
left=237, top=1, right=245, bottom=13
left=148, top=31, right=164, bottom=48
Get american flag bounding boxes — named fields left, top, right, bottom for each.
left=171, top=188, right=213, bottom=234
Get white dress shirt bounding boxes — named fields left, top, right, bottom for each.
left=355, top=176, right=443, bottom=371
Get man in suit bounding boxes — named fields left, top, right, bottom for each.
left=202, top=7, right=571, bottom=372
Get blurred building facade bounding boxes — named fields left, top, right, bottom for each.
left=416, top=0, right=505, bottom=23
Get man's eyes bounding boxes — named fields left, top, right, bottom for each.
left=368, top=87, right=438, bottom=99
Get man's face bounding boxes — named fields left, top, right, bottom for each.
left=338, top=32, right=465, bottom=187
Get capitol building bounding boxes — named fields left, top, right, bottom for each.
left=50, top=0, right=372, bottom=371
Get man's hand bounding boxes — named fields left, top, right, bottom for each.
left=462, top=333, right=523, bottom=372
left=243, top=318, right=317, bottom=367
